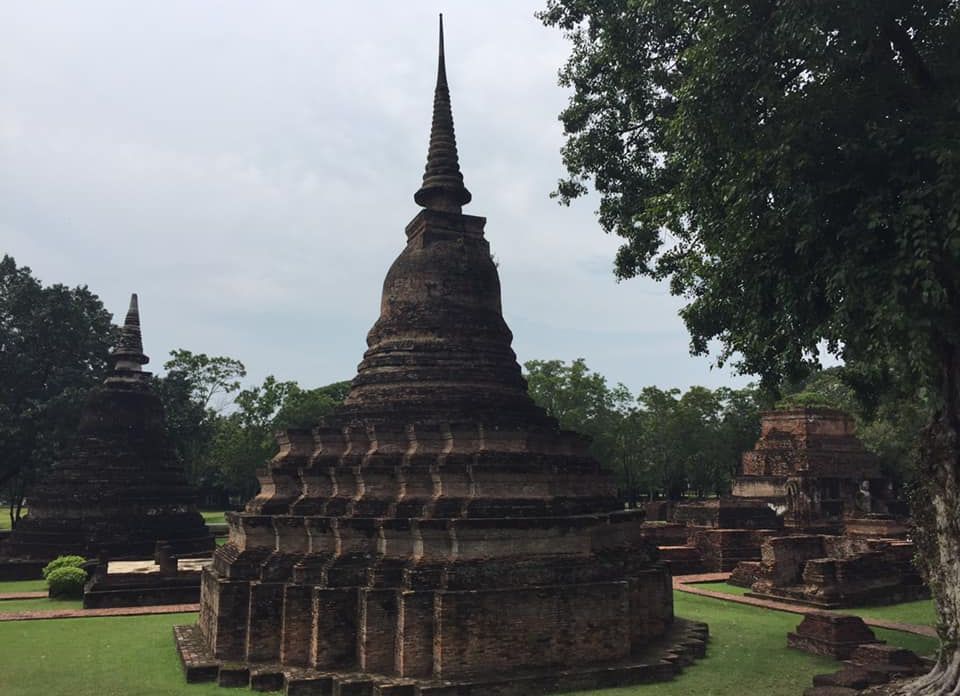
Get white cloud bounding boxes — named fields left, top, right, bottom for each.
left=0, top=0, right=751, bottom=395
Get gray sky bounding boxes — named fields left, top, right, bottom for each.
left=1, top=1, right=752, bottom=396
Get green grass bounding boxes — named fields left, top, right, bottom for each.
left=0, top=592, right=940, bottom=696
left=855, top=599, right=938, bottom=628
left=0, top=579, right=47, bottom=594
left=0, top=612, right=279, bottom=696
left=873, top=626, right=939, bottom=657
left=688, top=582, right=936, bottom=628
left=200, top=511, right=227, bottom=525
left=0, top=597, right=82, bottom=612
left=0, top=507, right=26, bottom=531
left=694, top=582, right=751, bottom=596
left=559, top=592, right=939, bottom=696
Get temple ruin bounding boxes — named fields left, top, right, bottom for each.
left=174, top=17, right=705, bottom=695
left=3, top=294, right=213, bottom=561
left=733, top=407, right=903, bottom=531
left=649, top=408, right=913, bottom=582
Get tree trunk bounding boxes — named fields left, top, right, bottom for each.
left=893, top=345, right=960, bottom=695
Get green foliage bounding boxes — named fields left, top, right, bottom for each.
left=633, top=384, right=762, bottom=499
left=775, top=367, right=929, bottom=487
left=155, top=369, right=217, bottom=487
left=45, top=566, right=87, bottom=599
left=163, top=350, right=246, bottom=411
left=155, top=344, right=351, bottom=502
left=157, top=353, right=348, bottom=500
left=775, top=391, right=837, bottom=410
left=524, top=359, right=762, bottom=501
left=0, top=256, right=116, bottom=526
left=540, top=1, right=960, bottom=390
left=273, top=381, right=351, bottom=430
left=41, top=555, right=87, bottom=579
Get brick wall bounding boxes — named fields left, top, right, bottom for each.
left=433, top=582, right=630, bottom=680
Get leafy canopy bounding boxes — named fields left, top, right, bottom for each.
left=0, top=255, right=115, bottom=521
left=540, top=1, right=960, bottom=388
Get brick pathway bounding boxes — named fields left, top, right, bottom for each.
left=0, top=592, right=47, bottom=600
left=0, top=603, right=199, bottom=622
left=673, top=573, right=937, bottom=638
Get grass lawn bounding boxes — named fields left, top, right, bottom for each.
left=0, top=591, right=940, bottom=696
left=200, top=511, right=227, bottom=525
left=0, top=596, right=82, bottom=612
left=0, top=506, right=26, bottom=530
left=694, top=582, right=751, bottom=596
left=559, top=592, right=938, bottom=696
left=0, top=579, right=48, bottom=594
left=855, top=600, right=938, bottom=628
left=689, top=582, right=937, bottom=628
left=0, top=612, right=281, bottom=696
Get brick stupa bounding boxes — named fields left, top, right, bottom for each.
left=5, top=295, right=213, bottom=560
left=175, top=18, right=704, bottom=695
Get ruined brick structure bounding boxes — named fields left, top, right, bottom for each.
left=646, top=409, right=910, bottom=577
left=4, top=295, right=213, bottom=560
left=740, top=534, right=927, bottom=608
left=733, top=408, right=893, bottom=529
left=175, top=18, right=703, bottom=695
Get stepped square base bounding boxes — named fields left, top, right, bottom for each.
left=193, top=509, right=678, bottom=684
left=82, top=570, right=202, bottom=608
left=175, top=618, right=708, bottom=696
left=787, top=612, right=882, bottom=659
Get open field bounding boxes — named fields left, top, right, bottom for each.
left=0, top=590, right=940, bottom=696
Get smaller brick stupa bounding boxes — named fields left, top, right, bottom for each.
left=4, top=294, right=213, bottom=560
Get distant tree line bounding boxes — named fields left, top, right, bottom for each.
left=524, top=359, right=923, bottom=504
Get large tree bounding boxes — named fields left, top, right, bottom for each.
left=541, top=2, right=960, bottom=691
left=0, top=256, right=116, bottom=525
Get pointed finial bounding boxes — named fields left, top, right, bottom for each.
left=111, top=293, right=149, bottom=371
left=414, top=13, right=472, bottom=213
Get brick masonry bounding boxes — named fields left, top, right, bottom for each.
left=176, top=18, right=693, bottom=695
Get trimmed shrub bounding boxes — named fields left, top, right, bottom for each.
left=42, top=555, right=87, bottom=579
left=46, top=566, right=87, bottom=599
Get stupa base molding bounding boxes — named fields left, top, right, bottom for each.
left=175, top=618, right=708, bottom=695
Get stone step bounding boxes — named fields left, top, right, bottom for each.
left=848, top=643, right=924, bottom=668
left=172, top=624, right=219, bottom=683
left=812, top=665, right=889, bottom=689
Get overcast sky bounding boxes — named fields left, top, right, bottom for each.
left=1, top=1, right=753, bottom=396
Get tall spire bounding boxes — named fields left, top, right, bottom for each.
left=414, top=13, right=472, bottom=213
left=110, top=293, right=149, bottom=373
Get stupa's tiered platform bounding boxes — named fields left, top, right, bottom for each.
left=176, top=17, right=701, bottom=693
